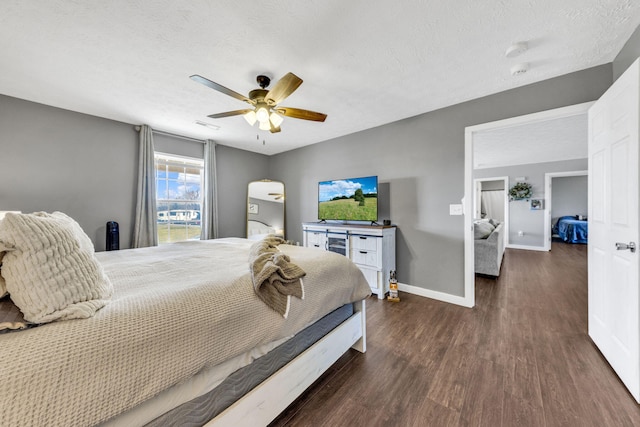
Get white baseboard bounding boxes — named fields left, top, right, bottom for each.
left=507, top=244, right=548, bottom=252
left=397, top=282, right=473, bottom=308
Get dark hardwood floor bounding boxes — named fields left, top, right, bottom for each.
left=270, top=243, right=640, bottom=426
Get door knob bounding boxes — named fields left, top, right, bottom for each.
left=616, top=242, right=636, bottom=253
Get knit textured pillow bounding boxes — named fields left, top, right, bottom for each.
left=0, top=212, right=112, bottom=324
left=0, top=252, right=6, bottom=298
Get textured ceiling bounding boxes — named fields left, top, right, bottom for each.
left=1, top=1, right=639, bottom=155
left=474, top=113, right=588, bottom=169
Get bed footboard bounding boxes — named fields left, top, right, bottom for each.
left=206, top=299, right=367, bottom=427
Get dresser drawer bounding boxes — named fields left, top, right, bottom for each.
left=306, top=231, right=325, bottom=248
left=350, top=235, right=378, bottom=251
left=351, top=249, right=379, bottom=268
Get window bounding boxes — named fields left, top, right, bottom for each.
left=155, top=152, right=204, bottom=244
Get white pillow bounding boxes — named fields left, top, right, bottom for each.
left=0, top=211, right=112, bottom=324
left=474, top=221, right=495, bottom=239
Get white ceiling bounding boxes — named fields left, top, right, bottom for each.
left=473, top=113, right=588, bottom=169
left=1, top=1, right=639, bottom=155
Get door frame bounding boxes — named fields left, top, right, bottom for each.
left=463, top=101, right=595, bottom=307
left=473, top=176, right=509, bottom=248
left=543, top=170, right=588, bottom=251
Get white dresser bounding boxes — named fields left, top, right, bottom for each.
left=302, top=223, right=396, bottom=299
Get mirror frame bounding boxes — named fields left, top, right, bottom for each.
left=246, top=179, right=286, bottom=240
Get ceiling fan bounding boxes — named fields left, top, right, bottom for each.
left=190, top=72, right=327, bottom=133
left=268, top=192, right=284, bottom=201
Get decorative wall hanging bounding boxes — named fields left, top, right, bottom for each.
left=530, top=199, right=543, bottom=210
left=509, top=182, right=532, bottom=200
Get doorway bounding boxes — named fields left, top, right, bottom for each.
left=463, top=101, right=595, bottom=307
left=543, top=171, right=588, bottom=251
left=473, top=176, right=509, bottom=247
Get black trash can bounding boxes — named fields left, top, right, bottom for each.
left=106, top=221, right=119, bottom=251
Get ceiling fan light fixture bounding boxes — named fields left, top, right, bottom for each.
left=256, top=106, right=270, bottom=123
left=191, top=72, right=326, bottom=134
left=243, top=110, right=257, bottom=126
left=270, top=112, right=284, bottom=127
left=258, top=120, right=271, bottom=131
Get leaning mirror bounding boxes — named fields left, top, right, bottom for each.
left=247, top=179, right=285, bottom=240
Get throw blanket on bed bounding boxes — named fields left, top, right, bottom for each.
left=250, top=236, right=305, bottom=318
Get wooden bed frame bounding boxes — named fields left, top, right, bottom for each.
left=206, top=299, right=367, bottom=426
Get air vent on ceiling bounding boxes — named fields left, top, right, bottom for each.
left=195, top=120, right=220, bottom=130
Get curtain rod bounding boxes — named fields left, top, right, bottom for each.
left=134, top=126, right=206, bottom=144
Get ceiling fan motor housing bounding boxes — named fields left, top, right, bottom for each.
left=249, top=88, right=269, bottom=103
left=256, top=75, right=271, bottom=89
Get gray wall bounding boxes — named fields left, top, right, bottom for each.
left=482, top=180, right=505, bottom=191
left=248, top=197, right=284, bottom=232
left=551, top=175, right=588, bottom=221
left=0, top=95, right=138, bottom=251
left=154, top=133, right=204, bottom=159
left=475, top=159, right=588, bottom=248
left=614, top=23, right=640, bottom=81
left=215, top=145, right=270, bottom=238
left=270, top=65, right=611, bottom=296
left=0, top=94, right=269, bottom=249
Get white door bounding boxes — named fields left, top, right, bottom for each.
left=588, top=58, right=640, bottom=402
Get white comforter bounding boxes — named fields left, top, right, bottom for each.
left=0, top=238, right=370, bottom=426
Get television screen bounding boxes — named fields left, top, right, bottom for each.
left=318, top=176, right=378, bottom=221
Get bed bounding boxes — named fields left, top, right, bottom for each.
left=247, top=219, right=279, bottom=240
left=0, top=213, right=370, bottom=427
left=553, top=215, right=588, bottom=244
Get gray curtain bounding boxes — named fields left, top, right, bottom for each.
left=200, top=139, right=219, bottom=240
left=132, top=125, right=158, bottom=248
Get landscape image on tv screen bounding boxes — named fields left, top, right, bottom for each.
left=318, top=176, right=378, bottom=221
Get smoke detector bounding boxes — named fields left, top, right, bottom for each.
left=510, top=63, right=529, bottom=76
left=505, top=41, right=528, bottom=58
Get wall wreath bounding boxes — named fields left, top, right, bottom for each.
left=509, top=182, right=532, bottom=200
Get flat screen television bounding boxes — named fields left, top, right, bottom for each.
left=318, top=175, right=378, bottom=222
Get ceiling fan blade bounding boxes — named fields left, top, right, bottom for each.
left=276, top=107, right=327, bottom=122
left=265, top=72, right=303, bottom=105
left=207, top=109, right=253, bottom=119
left=190, top=74, right=253, bottom=104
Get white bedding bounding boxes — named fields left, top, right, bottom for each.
left=0, top=238, right=370, bottom=427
